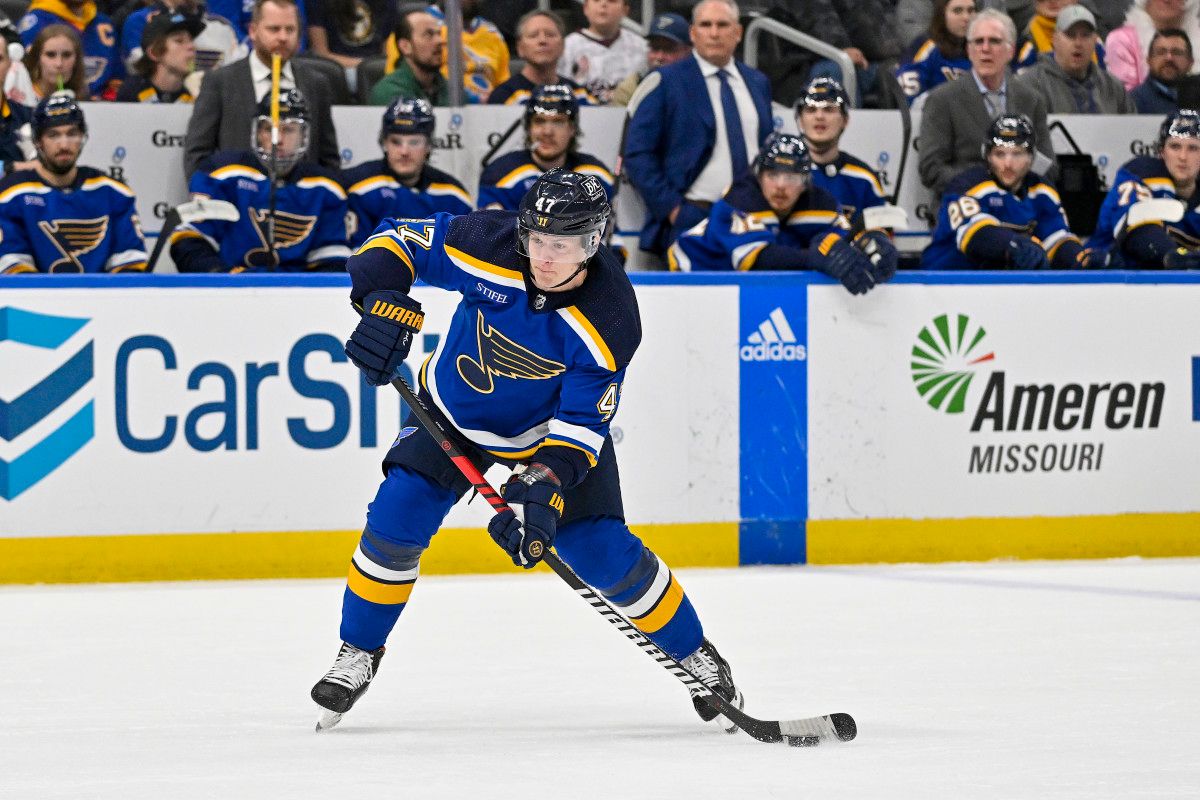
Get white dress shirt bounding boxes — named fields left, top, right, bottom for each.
left=686, top=52, right=760, bottom=204
left=248, top=52, right=297, bottom=102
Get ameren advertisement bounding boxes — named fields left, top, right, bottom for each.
left=0, top=283, right=738, bottom=539
left=807, top=283, right=1200, bottom=520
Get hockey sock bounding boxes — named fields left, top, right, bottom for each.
left=339, top=528, right=423, bottom=650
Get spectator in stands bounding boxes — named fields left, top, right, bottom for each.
left=0, top=95, right=147, bottom=273
left=1, top=17, right=36, bottom=108
left=623, top=0, right=774, bottom=258
left=1090, top=108, right=1200, bottom=268
left=923, top=114, right=1087, bottom=269
left=896, top=0, right=977, bottom=107
left=668, top=133, right=897, bottom=291
left=0, top=38, right=35, bottom=173
left=489, top=9, right=594, bottom=106
left=794, top=78, right=889, bottom=221
left=1105, top=0, right=1200, bottom=90
left=121, top=1, right=245, bottom=76
left=610, top=12, right=691, bottom=107
left=559, top=0, right=646, bottom=105
left=1014, top=5, right=1134, bottom=111
left=1132, top=29, right=1193, bottom=111
left=383, top=1, right=510, bottom=104
left=19, top=0, right=123, bottom=99
left=18, top=24, right=89, bottom=105
left=1015, top=0, right=1105, bottom=70
left=307, top=0, right=395, bottom=86
left=802, top=0, right=904, bottom=108
left=342, top=97, right=471, bottom=248
left=115, top=10, right=202, bottom=102
left=173, top=89, right=350, bottom=272
left=369, top=7, right=447, bottom=106
left=477, top=83, right=613, bottom=210
left=184, top=0, right=338, bottom=176
left=918, top=9, right=1053, bottom=198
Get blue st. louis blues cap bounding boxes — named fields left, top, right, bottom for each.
left=646, top=13, right=690, bottom=46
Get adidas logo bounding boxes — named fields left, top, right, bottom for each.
left=740, top=307, right=806, bottom=362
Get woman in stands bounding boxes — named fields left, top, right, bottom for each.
left=895, top=0, right=976, bottom=107
left=18, top=25, right=89, bottom=107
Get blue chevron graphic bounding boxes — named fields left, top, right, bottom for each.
left=0, top=401, right=94, bottom=500
left=0, top=342, right=93, bottom=441
left=0, top=307, right=89, bottom=349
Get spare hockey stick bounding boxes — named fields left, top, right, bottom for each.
left=146, top=198, right=240, bottom=272
left=388, top=375, right=857, bottom=746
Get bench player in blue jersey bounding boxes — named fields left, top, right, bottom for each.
left=922, top=114, right=1087, bottom=269
left=0, top=95, right=147, bottom=274
left=1090, top=109, right=1200, bottom=269
left=170, top=88, right=351, bottom=272
left=669, top=133, right=898, bottom=294
left=477, top=83, right=613, bottom=211
left=341, top=97, right=472, bottom=249
left=311, top=170, right=744, bottom=733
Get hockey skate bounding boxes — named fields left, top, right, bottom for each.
left=681, top=638, right=744, bottom=734
left=311, top=642, right=385, bottom=731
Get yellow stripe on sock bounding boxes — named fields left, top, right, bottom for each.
left=346, top=564, right=415, bottom=605
left=631, top=575, right=684, bottom=634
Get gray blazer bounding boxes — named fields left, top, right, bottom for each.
left=917, top=70, right=1054, bottom=198
left=183, top=57, right=341, bottom=177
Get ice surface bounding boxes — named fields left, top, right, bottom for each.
left=2, top=559, right=1197, bottom=799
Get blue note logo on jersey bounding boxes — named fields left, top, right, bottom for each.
left=455, top=310, right=565, bottom=394
left=0, top=308, right=95, bottom=500
left=38, top=217, right=110, bottom=273
left=247, top=208, right=318, bottom=261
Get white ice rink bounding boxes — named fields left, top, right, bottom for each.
left=2, top=558, right=1198, bottom=799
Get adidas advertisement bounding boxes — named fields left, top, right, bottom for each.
left=807, top=284, right=1200, bottom=520
left=740, top=307, right=806, bottom=362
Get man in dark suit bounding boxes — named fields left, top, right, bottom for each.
left=918, top=8, right=1055, bottom=199
left=183, top=0, right=339, bottom=177
left=623, top=0, right=774, bottom=258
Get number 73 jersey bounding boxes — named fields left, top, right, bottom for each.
left=348, top=210, right=641, bottom=475
left=1090, top=155, right=1200, bottom=260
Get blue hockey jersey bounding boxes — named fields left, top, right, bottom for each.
left=20, top=0, right=123, bottom=98
left=488, top=74, right=597, bottom=106
left=895, top=37, right=970, bottom=104
left=0, top=166, right=146, bottom=273
left=477, top=149, right=614, bottom=211
left=341, top=159, right=472, bottom=248
left=922, top=165, right=1083, bottom=269
left=173, top=151, right=351, bottom=272
left=810, top=152, right=888, bottom=220
left=349, top=210, right=639, bottom=486
left=1090, top=156, right=1200, bottom=266
left=668, top=174, right=849, bottom=271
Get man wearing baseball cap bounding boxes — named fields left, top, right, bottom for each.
left=610, top=12, right=691, bottom=107
left=116, top=11, right=204, bottom=102
left=1013, top=5, right=1134, bottom=114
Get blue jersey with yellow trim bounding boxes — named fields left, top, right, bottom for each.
left=175, top=151, right=351, bottom=272
left=342, top=159, right=472, bottom=249
left=0, top=166, right=146, bottom=274
left=477, top=149, right=614, bottom=211
left=1015, top=38, right=1104, bottom=72
left=668, top=174, right=848, bottom=271
left=19, top=1, right=123, bottom=97
left=895, top=37, right=970, bottom=104
left=922, top=165, right=1081, bottom=269
left=348, top=210, right=639, bottom=485
left=487, top=73, right=597, bottom=106
left=809, top=152, right=887, bottom=220
left=1090, top=156, right=1200, bottom=263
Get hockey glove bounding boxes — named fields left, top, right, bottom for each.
left=855, top=230, right=898, bottom=283
left=1163, top=246, right=1200, bottom=269
left=344, top=290, right=424, bottom=387
left=1006, top=237, right=1049, bottom=270
left=487, top=464, right=564, bottom=569
left=816, top=233, right=876, bottom=295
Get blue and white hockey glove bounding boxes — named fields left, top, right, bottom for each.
left=855, top=230, right=898, bottom=283
left=816, top=233, right=876, bottom=295
left=345, top=290, right=424, bottom=386
left=487, top=464, right=564, bottom=569
left=1006, top=237, right=1048, bottom=270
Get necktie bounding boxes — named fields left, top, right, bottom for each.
left=985, top=90, right=1004, bottom=118
left=717, top=69, right=749, bottom=181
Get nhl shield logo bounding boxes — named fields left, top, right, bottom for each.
left=0, top=308, right=95, bottom=500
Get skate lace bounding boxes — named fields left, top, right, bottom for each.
left=682, top=647, right=721, bottom=688
left=323, top=646, right=374, bottom=690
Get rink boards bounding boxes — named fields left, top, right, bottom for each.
left=1, top=272, right=1198, bottom=582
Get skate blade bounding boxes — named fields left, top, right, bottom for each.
left=717, top=689, right=745, bottom=734
left=315, top=710, right=344, bottom=732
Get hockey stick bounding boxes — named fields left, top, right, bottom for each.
left=881, top=71, right=911, bottom=207
left=146, top=197, right=241, bottom=272
left=266, top=54, right=281, bottom=268
left=387, top=374, right=857, bottom=746
left=481, top=114, right=523, bottom=168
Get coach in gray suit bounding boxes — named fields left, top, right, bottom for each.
left=918, top=8, right=1055, bottom=198
left=184, top=0, right=339, bottom=176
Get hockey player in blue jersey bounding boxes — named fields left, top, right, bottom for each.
left=477, top=83, right=614, bottom=211
left=1090, top=109, right=1200, bottom=269
left=922, top=114, right=1087, bottom=270
left=341, top=97, right=472, bottom=250
left=794, top=78, right=889, bottom=222
left=170, top=88, right=351, bottom=272
left=310, top=170, right=745, bottom=733
left=669, top=133, right=897, bottom=294
left=0, top=95, right=147, bottom=273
